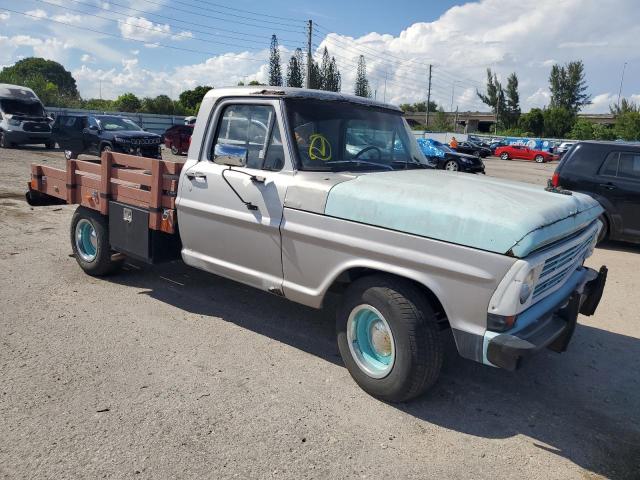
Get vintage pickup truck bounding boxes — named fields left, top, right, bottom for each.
left=26, top=87, right=607, bottom=402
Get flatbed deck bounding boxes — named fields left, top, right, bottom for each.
left=28, top=152, right=183, bottom=234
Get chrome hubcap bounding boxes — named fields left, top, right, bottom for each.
left=347, top=305, right=395, bottom=379
left=445, top=161, right=458, bottom=171
left=75, top=219, right=97, bottom=262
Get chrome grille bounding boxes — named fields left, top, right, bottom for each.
left=533, top=233, right=595, bottom=300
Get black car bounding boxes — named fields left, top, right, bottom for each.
left=454, top=140, right=492, bottom=158
left=419, top=139, right=485, bottom=173
left=552, top=141, right=640, bottom=244
left=52, top=114, right=162, bottom=160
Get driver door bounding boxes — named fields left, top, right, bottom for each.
left=177, top=100, right=292, bottom=292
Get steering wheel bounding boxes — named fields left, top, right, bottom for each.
left=354, top=145, right=382, bottom=160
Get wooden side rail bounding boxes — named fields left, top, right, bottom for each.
left=30, top=152, right=183, bottom=234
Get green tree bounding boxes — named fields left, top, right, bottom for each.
left=114, top=92, right=141, bottom=112
left=307, top=58, right=322, bottom=90
left=610, top=97, right=639, bottom=116
left=82, top=98, right=115, bottom=111
left=286, top=48, right=304, bottom=88
left=549, top=60, right=591, bottom=114
left=141, top=95, right=174, bottom=114
left=179, top=86, right=213, bottom=112
left=268, top=34, right=283, bottom=86
left=432, top=108, right=451, bottom=132
left=477, top=68, right=506, bottom=126
left=614, top=111, right=640, bottom=141
left=400, top=101, right=438, bottom=113
left=0, top=57, right=79, bottom=98
left=354, top=55, right=370, bottom=98
left=319, top=47, right=341, bottom=92
left=543, top=107, right=574, bottom=137
left=592, top=123, right=616, bottom=141
left=504, top=72, right=520, bottom=128
left=569, top=119, right=596, bottom=140
left=248, top=80, right=265, bottom=86
left=519, top=108, right=545, bottom=136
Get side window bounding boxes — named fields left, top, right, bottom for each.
left=618, top=153, right=640, bottom=181
left=599, top=152, right=619, bottom=177
left=213, top=104, right=280, bottom=170
left=88, top=116, right=99, bottom=129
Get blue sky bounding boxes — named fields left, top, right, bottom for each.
left=0, top=0, right=638, bottom=112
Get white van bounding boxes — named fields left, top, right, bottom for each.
left=0, top=83, right=53, bottom=148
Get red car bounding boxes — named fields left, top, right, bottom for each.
left=163, top=124, right=193, bottom=155
left=494, top=145, right=558, bottom=163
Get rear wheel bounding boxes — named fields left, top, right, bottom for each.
left=171, top=144, right=179, bottom=155
left=500, top=152, right=509, bottom=160
left=444, top=160, right=459, bottom=171
left=64, top=150, right=78, bottom=160
left=597, top=214, right=609, bottom=244
left=535, top=154, right=545, bottom=163
left=0, top=131, right=13, bottom=148
left=473, top=150, right=480, bottom=157
left=45, top=142, right=55, bottom=150
left=70, top=206, right=122, bottom=276
left=336, top=275, right=444, bottom=402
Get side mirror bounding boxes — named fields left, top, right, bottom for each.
left=213, top=143, right=247, bottom=168
left=89, top=125, right=99, bottom=132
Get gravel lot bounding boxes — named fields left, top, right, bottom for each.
left=1, top=148, right=639, bottom=479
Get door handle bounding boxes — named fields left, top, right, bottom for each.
left=599, top=183, right=616, bottom=190
left=186, top=171, right=206, bottom=180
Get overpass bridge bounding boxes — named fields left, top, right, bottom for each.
left=403, top=111, right=616, bottom=133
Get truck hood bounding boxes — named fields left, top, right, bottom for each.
left=322, top=170, right=603, bottom=258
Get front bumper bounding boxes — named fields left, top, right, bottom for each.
left=4, top=130, right=52, bottom=145
left=484, top=265, right=607, bottom=371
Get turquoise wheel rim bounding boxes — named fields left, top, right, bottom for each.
left=347, top=304, right=395, bottom=379
left=75, top=219, right=97, bottom=262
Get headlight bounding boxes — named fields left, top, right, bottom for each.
left=519, top=269, right=536, bottom=304
left=8, top=118, right=21, bottom=126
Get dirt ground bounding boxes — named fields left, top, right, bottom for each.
left=1, top=148, right=639, bottom=479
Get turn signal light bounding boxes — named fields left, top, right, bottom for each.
left=551, top=171, right=560, bottom=187
left=487, top=313, right=517, bottom=332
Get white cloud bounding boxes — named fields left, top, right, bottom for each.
left=51, top=13, right=83, bottom=24
left=81, top=54, right=95, bottom=63
left=25, top=9, right=48, bottom=20
left=0, top=12, right=10, bottom=21
left=118, top=16, right=190, bottom=45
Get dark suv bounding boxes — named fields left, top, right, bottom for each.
left=52, top=114, right=162, bottom=160
left=551, top=141, right=640, bottom=244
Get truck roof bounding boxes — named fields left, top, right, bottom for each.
left=0, top=83, right=40, bottom=102
left=203, top=86, right=402, bottom=112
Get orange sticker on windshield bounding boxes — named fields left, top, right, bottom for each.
left=309, top=134, right=332, bottom=161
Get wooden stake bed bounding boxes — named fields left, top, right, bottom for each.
left=29, top=152, right=183, bottom=235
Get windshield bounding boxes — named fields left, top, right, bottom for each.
left=0, top=99, right=44, bottom=116
left=97, top=116, right=143, bottom=131
left=285, top=98, right=428, bottom=171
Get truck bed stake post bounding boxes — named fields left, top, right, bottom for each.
left=149, top=160, right=163, bottom=230
left=99, top=151, right=112, bottom=215
left=66, top=158, right=76, bottom=204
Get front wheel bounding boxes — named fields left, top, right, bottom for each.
left=444, top=160, right=459, bottom=171
left=535, top=154, right=545, bottom=163
left=170, top=144, right=179, bottom=155
left=500, top=152, right=509, bottom=160
left=336, top=275, right=444, bottom=402
left=70, top=206, right=123, bottom=276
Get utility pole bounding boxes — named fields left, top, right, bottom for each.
left=495, top=93, right=500, bottom=135
left=617, top=61, right=627, bottom=111
left=305, top=20, right=313, bottom=89
left=454, top=106, right=459, bottom=134
left=425, top=64, right=432, bottom=128
left=383, top=70, right=387, bottom=103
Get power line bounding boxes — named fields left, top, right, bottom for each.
left=182, top=0, right=305, bottom=22
left=133, top=0, right=306, bottom=33
left=60, top=0, right=304, bottom=44
left=30, top=0, right=306, bottom=51
left=1, top=7, right=271, bottom=62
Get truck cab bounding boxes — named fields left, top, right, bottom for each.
left=0, top=83, right=53, bottom=149
left=27, top=87, right=608, bottom=402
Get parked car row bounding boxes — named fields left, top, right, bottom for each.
left=417, top=138, right=485, bottom=173
left=495, top=144, right=558, bottom=163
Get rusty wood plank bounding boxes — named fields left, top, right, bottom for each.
left=39, top=176, right=67, bottom=200
left=110, top=152, right=153, bottom=170
left=111, top=168, right=152, bottom=186
left=111, top=183, right=151, bottom=205
left=78, top=186, right=101, bottom=210
left=75, top=160, right=101, bottom=176
left=39, top=165, right=67, bottom=181
left=76, top=175, right=101, bottom=190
